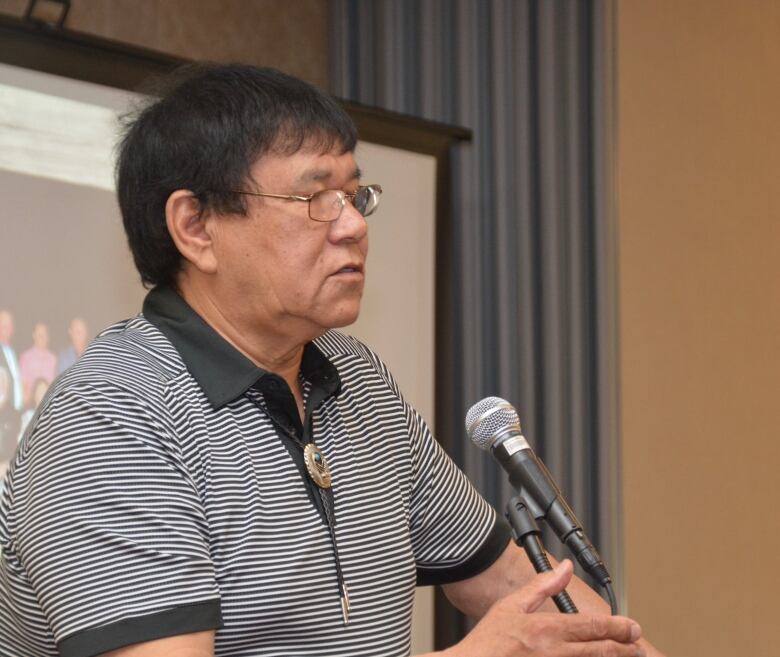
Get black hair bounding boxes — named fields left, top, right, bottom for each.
left=116, top=63, right=358, bottom=288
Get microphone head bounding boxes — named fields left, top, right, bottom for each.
left=465, top=396, right=521, bottom=450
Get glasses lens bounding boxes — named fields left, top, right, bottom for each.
left=308, top=186, right=382, bottom=221
left=355, top=185, right=382, bottom=217
left=310, top=190, right=345, bottom=222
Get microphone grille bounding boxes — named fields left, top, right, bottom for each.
left=465, top=396, right=521, bottom=450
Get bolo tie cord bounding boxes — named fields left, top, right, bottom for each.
left=320, top=487, right=351, bottom=624
left=251, top=393, right=350, bottom=624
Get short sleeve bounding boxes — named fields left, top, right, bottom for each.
left=9, top=382, right=221, bottom=657
left=405, top=403, right=511, bottom=586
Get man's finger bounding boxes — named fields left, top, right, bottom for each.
left=511, top=558, right=575, bottom=614
left=561, top=614, right=642, bottom=643
left=565, top=640, right=645, bottom=657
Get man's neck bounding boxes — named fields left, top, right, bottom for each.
left=176, top=279, right=311, bottom=417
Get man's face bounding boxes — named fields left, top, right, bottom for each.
left=208, top=147, right=368, bottom=341
left=32, top=323, right=49, bottom=350
left=0, top=311, right=13, bottom=345
left=69, top=318, right=89, bottom=352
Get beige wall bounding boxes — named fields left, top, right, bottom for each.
left=617, top=1, right=780, bottom=655
left=0, top=0, right=329, bottom=88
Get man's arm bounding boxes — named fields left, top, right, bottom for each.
left=97, top=565, right=644, bottom=657
left=443, top=541, right=604, bottom=617
left=99, top=630, right=214, bottom=657
left=94, top=552, right=656, bottom=657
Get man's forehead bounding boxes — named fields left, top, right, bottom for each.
left=251, top=148, right=361, bottom=186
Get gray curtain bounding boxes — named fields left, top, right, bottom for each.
left=331, top=0, right=621, bottom=639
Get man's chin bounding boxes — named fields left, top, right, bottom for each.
left=322, top=304, right=362, bottom=331
left=329, top=311, right=361, bottom=330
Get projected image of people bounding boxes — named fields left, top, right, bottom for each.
left=1, top=313, right=92, bottom=486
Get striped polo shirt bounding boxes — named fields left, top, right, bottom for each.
left=0, top=286, right=510, bottom=657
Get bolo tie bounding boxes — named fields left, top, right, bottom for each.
left=252, top=390, right=351, bottom=625
left=302, top=441, right=351, bottom=625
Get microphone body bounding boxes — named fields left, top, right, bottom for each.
left=492, top=432, right=611, bottom=586
left=467, top=398, right=612, bottom=587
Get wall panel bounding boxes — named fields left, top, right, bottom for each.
left=617, top=1, right=780, bottom=654
left=0, top=0, right=329, bottom=88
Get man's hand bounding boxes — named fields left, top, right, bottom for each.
left=442, top=560, right=644, bottom=657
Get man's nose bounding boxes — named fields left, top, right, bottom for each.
left=329, top=199, right=368, bottom=243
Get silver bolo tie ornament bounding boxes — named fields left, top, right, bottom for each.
left=303, top=442, right=332, bottom=488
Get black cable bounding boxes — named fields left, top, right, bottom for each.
left=505, top=496, right=578, bottom=614
left=505, top=496, right=622, bottom=616
left=520, top=533, right=579, bottom=613
left=604, top=581, right=618, bottom=616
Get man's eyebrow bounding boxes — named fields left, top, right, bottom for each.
left=298, top=166, right=363, bottom=184
left=298, top=168, right=330, bottom=183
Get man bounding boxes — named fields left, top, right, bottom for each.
left=0, top=310, right=23, bottom=412
left=18, top=321, right=56, bottom=403
left=0, top=367, right=20, bottom=485
left=0, top=311, right=22, bottom=481
left=0, top=65, right=659, bottom=657
left=56, top=317, right=91, bottom=375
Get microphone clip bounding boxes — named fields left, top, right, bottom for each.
left=505, top=495, right=579, bottom=614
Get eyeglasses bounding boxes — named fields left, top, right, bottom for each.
left=228, top=184, right=382, bottom=223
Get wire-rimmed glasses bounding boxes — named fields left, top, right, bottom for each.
left=228, top=184, right=382, bottom=223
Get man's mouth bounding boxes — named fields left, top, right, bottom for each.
left=335, top=264, right=364, bottom=274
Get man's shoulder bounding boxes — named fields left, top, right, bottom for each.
left=315, top=330, right=384, bottom=367
left=315, top=330, right=401, bottom=394
left=12, top=317, right=184, bottom=472
left=58, top=314, right=184, bottom=395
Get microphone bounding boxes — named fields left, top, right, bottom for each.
left=466, top=397, right=613, bottom=589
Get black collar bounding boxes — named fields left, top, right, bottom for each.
left=143, top=286, right=340, bottom=409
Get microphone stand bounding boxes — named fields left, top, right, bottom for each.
left=505, top=495, right=578, bottom=614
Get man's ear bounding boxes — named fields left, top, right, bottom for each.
left=165, top=190, right=218, bottom=275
